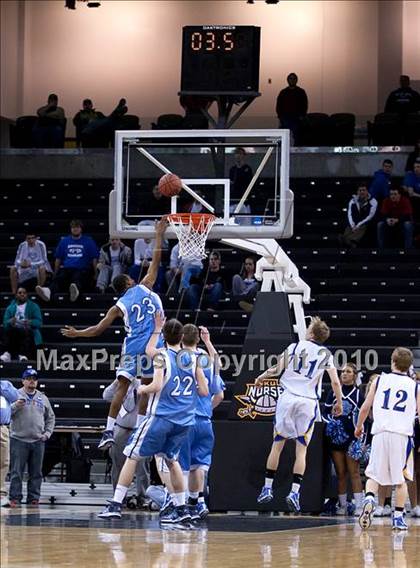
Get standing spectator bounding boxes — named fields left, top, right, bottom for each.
left=369, top=159, right=394, bottom=202
left=232, top=257, right=259, bottom=313
left=102, top=378, right=151, bottom=507
left=9, top=368, right=55, bottom=507
left=96, top=237, right=132, bottom=293
left=377, top=188, right=414, bottom=249
left=405, top=138, right=420, bottom=172
left=384, top=75, right=420, bottom=116
left=73, top=99, right=105, bottom=147
left=276, top=73, right=308, bottom=141
left=36, top=220, right=99, bottom=302
left=10, top=233, right=52, bottom=294
left=1, top=380, right=20, bottom=507
left=323, top=364, right=365, bottom=515
left=165, top=243, right=202, bottom=294
left=229, top=148, right=254, bottom=201
left=1, top=288, right=43, bottom=363
left=339, top=184, right=378, bottom=248
left=186, top=251, right=226, bottom=311
left=33, top=93, right=66, bottom=148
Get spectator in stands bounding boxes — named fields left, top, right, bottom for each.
left=229, top=148, right=253, bottom=200
left=179, top=94, right=213, bottom=128
left=33, top=94, right=66, bottom=148
left=323, top=364, right=364, bottom=515
left=377, top=187, right=414, bottom=249
left=339, top=183, right=378, bottom=248
left=36, top=219, right=99, bottom=303
left=405, top=138, right=420, bottom=172
left=403, top=157, right=420, bottom=204
left=0, top=380, right=20, bottom=507
left=79, top=98, right=128, bottom=147
left=73, top=99, right=105, bottom=147
left=384, top=75, right=420, bottom=117
left=129, top=236, right=155, bottom=283
left=165, top=243, right=202, bottom=294
left=10, top=233, right=52, bottom=294
left=276, top=73, right=308, bottom=141
left=369, top=159, right=393, bottom=201
left=186, top=251, right=226, bottom=311
left=1, top=288, right=43, bottom=363
left=103, top=378, right=151, bottom=508
left=232, top=257, right=259, bottom=313
left=9, top=368, right=55, bottom=507
left=96, top=237, right=131, bottom=293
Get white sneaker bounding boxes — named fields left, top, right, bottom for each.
left=0, top=351, right=11, bottom=363
left=36, top=285, right=51, bottom=301
left=0, top=495, right=10, bottom=507
left=69, top=283, right=79, bottom=302
left=18, top=355, right=28, bottom=362
left=383, top=504, right=392, bottom=517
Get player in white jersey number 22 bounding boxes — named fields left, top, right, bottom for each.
left=255, top=317, right=343, bottom=513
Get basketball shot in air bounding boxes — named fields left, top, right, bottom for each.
left=60, top=217, right=168, bottom=450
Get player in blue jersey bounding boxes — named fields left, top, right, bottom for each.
left=98, top=317, right=209, bottom=523
left=61, top=217, right=167, bottom=450
left=146, top=321, right=225, bottom=520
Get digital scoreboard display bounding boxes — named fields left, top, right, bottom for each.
left=181, top=26, right=261, bottom=94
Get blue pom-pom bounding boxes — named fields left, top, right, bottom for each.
left=325, top=418, right=350, bottom=446
left=347, top=439, right=370, bottom=465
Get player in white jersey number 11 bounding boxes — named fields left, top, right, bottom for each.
left=255, top=317, right=343, bottom=513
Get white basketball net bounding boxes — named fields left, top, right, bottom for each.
left=168, top=214, right=216, bottom=261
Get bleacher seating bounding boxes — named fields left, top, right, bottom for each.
left=1, top=177, right=419, bottom=454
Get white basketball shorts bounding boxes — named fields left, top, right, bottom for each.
left=274, top=390, right=318, bottom=445
left=365, top=432, right=414, bottom=486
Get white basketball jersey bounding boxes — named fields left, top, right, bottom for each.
left=280, top=340, right=334, bottom=400
left=371, top=372, right=418, bottom=436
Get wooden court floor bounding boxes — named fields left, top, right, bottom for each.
left=1, top=506, right=419, bottom=568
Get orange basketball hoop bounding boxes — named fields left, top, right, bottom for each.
left=168, top=213, right=216, bottom=261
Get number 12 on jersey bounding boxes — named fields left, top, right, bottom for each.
left=381, top=388, right=408, bottom=413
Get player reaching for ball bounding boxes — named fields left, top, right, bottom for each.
left=355, top=347, right=420, bottom=531
left=255, top=317, right=343, bottom=513
left=60, top=217, right=167, bottom=450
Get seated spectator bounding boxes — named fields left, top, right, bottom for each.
left=322, top=364, right=365, bottom=515
left=405, top=138, right=420, bottom=172
left=129, top=236, right=155, bottom=283
left=9, top=368, right=55, bottom=508
left=36, top=219, right=99, bottom=302
left=339, top=183, right=378, bottom=248
left=232, top=256, right=259, bottom=313
left=403, top=157, right=420, bottom=208
left=10, top=233, right=52, bottom=294
left=377, top=188, right=413, bottom=249
left=96, top=237, right=132, bottom=293
left=1, top=288, right=43, bottom=363
left=79, top=98, right=128, bottom=147
left=384, top=75, right=420, bottom=117
left=186, top=251, right=226, bottom=311
left=275, top=73, right=308, bottom=142
left=73, top=99, right=105, bottom=147
left=33, top=93, right=66, bottom=148
left=165, top=243, right=202, bottom=294
left=369, top=159, right=393, bottom=201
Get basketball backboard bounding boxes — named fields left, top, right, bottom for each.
left=109, top=129, right=293, bottom=240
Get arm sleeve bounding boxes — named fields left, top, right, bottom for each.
left=98, top=248, right=108, bottom=266
left=30, top=303, right=43, bottom=330
left=403, top=173, right=413, bottom=188
left=347, top=200, right=355, bottom=228
left=0, top=381, right=19, bottom=403
left=301, top=89, right=309, bottom=115
left=89, top=238, right=99, bottom=260
left=43, top=398, right=56, bottom=437
left=3, top=305, right=13, bottom=328
left=30, top=241, right=48, bottom=268
left=55, top=238, right=66, bottom=261
left=134, top=240, right=142, bottom=265
left=169, top=246, right=180, bottom=269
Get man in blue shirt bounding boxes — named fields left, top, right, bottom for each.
left=369, top=159, right=394, bottom=202
left=98, top=317, right=208, bottom=523
left=403, top=158, right=420, bottom=219
left=0, top=379, right=20, bottom=507
left=36, top=219, right=99, bottom=302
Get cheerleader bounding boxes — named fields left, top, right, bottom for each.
left=323, top=363, right=364, bottom=515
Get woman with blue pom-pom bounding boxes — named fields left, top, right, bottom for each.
left=323, top=363, right=365, bottom=515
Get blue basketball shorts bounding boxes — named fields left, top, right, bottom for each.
left=178, top=417, right=215, bottom=472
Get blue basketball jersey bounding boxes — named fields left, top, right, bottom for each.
left=147, top=348, right=198, bottom=427
left=116, top=284, right=164, bottom=354
left=195, top=349, right=225, bottom=419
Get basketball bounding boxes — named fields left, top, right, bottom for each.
left=158, top=173, right=182, bottom=197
